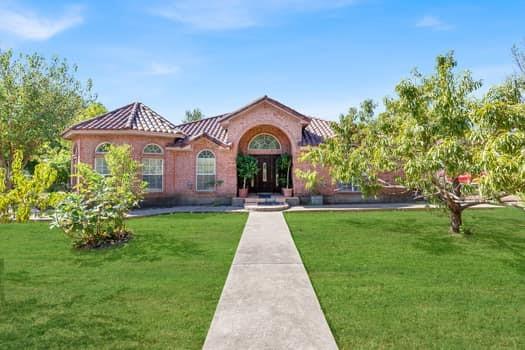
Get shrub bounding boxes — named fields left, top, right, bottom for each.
left=51, top=145, right=145, bottom=248
left=0, top=151, right=58, bottom=222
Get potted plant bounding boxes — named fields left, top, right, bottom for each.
left=277, top=153, right=293, bottom=197
left=236, top=154, right=259, bottom=198
left=295, top=169, right=324, bottom=205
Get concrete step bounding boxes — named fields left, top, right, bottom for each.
left=244, top=203, right=290, bottom=212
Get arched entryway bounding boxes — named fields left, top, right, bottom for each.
left=238, top=125, right=292, bottom=194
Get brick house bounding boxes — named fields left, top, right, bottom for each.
left=63, top=96, right=406, bottom=206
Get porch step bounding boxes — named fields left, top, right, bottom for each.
left=244, top=203, right=290, bottom=212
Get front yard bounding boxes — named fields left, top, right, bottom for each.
left=285, top=209, right=525, bottom=349
left=0, top=213, right=247, bottom=349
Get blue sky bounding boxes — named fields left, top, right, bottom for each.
left=0, top=0, right=523, bottom=124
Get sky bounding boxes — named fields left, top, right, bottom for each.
left=0, top=0, right=523, bottom=124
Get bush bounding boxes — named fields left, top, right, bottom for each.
left=51, top=145, right=145, bottom=248
left=0, top=151, right=58, bottom=222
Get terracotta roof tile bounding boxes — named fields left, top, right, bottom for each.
left=66, top=102, right=182, bottom=135
left=301, top=118, right=335, bottom=146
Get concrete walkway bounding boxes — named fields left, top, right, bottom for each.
left=203, top=212, right=338, bottom=350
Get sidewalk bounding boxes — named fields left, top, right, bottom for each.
left=203, top=212, right=338, bottom=349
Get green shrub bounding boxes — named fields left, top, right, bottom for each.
left=0, top=150, right=58, bottom=222
left=51, top=145, right=145, bottom=248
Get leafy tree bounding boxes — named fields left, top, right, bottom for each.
left=183, top=108, right=204, bottom=123
left=299, top=99, right=384, bottom=197
left=236, top=154, right=259, bottom=189
left=0, top=150, right=58, bottom=222
left=301, top=52, right=525, bottom=233
left=277, top=153, right=292, bottom=189
left=73, top=102, right=107, bottom=124
left=0, top=49, right=93, bottom=186
left=51, top=145, right=145, bottom=248
left=474, top=78, right=525, bottom=205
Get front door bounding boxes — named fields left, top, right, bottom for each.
left=253, top=155, right=279, bottom=193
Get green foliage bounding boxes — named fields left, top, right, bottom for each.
left=51, top=145, right=145, bottom=248
left=277, top=153, right=292, bottom=188
left=0, top=49, right=93, bottom=181
left=73, top=102, right=107, bottom=124
left=299, top=99, right=383, bottom=197
left=473, top=78, right=525, bottom=201
left=300, top=52, right=525, bottom=233
left=0, top=150, right=58, bottom=222
left=183, top=108, right=204, bottom=123
left=295, top=168, right=324, bottom=195
left=236, top=154, right=259, bottom=189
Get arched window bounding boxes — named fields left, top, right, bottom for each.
left=196, top=150, right=216, bottom=192
left=142, top=144, right=164, bottom=192
left=248, top=134, right=281, bottom=150
left=95, top=142, right=111, bottom=154
left=94, top=142, right=111, bottom=175
left=143, top=144, right=163, bottom=154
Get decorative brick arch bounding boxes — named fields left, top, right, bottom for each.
left=238, top=125, right=292, bottom=155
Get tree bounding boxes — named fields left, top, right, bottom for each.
left=0, top=49, right=92, bottom=186
left=301, top=52, right=524, bottom=234
left=299, top=99, right=384, bottom=198
left=474, top=78, right=525, bottom=205
left=183, top=108, right=204, bottom=123
left=512, top=40, right=525, bottom=76
left=73, top=102, right=107, bottom=124
left=236, top=154, right=259, bottom=189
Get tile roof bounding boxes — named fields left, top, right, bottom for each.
left=65, top=102, right=182, bottom=135
left=64, top=98, right=335, bottom=146
left=301, top=117, right=335, bottom=146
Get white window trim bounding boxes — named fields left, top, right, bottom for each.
left=142, top=158, right=164, bottom=193
left=196, top=149, right=216, bottom=192
left=143, top=143, right=164, bottom=155
left=248, top=133, right=282, bottom=151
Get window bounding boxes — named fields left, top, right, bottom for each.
left=248, top=134, right=281, bottom=150
left=95, top=142, right=111, bottom=154
left=94, top=142, right=111, bottom=175
left=337, top=181, right=360, bottom=192
left=143, top=144, right=163, bottom=154
left=142, top=158, right=163, bottom=192
left=196, top=150, right=216, bottom=192
left=94, top=157, right=110, bottom=175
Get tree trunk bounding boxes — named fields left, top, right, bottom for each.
left=449, top=206, right=462, bottom=234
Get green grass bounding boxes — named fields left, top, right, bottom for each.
left=285, top=209, right=525, bottom=349
left=0, top=213, right=247, bottom=349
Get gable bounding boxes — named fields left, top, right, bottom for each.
left=218, top=96, right=311, bottom=127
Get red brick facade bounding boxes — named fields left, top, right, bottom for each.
left=65, top=97, right=408, bottom=205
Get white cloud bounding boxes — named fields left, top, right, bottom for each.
left=146, top=62, right=180, bottom=76
left=150, top=0, right=357, bottom=30
left=416, top=15, right=453, bottom=31
left=0, top=4, right=84, bottom=40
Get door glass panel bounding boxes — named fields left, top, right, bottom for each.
left=262, top=162, right=267, bottom=182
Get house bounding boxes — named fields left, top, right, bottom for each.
left=63, top=96, right=406, bottom=206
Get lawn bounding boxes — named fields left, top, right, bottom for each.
left=285, top=209, right=525, bottom=349
left=0, top=213, right=247, bottom=349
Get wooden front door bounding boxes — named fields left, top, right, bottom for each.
left=253, top=155, right=279, bottom=193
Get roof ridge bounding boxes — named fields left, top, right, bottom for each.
left=126, top=102, right=139, bottom=129
left=175, top=113, right=226, bottom=127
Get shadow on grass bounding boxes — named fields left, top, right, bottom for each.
left=73, top=232, right=206, bottom=268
